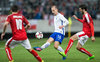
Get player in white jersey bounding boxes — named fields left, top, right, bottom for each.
left=34, top=5, right=69, bottom=59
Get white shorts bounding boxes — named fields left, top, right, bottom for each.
left=5, top=38, right=31, bottom=49
left=76, top=31, right=89, bottom=46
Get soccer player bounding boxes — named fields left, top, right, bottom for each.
left=34, top=5, right=69, bottom=59
left=64, top=4, right=95, bottom=60
left=1, top=5, right=44, bottom=62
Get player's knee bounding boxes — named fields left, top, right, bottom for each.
left=5, top=45, right=8, bottom=48
left=70, top=37, right=74, bottom=41
left=54, top=45, right=58, bottom=49
left=76, top=46, right=81, bottom=50
left=27, top=48, right=32, bottom=52
left=70, top=35, right=78, bottom=41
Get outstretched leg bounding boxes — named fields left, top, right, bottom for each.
left=54, top=41, right=64, bottom=52
left=65, top=34, right=78, bottom=54
left=21, top=39, right=44, bottom=62
left=5, top=37, right=14, bottom=62
left=41, top=37, right=54, bottom=49
left=5, top=46, right=13, bottom=62
left=27, top=49, right=43, bottom=62
left=76, top=42, right=94, bottom=60
left=54, top=41, right=66, bottom=60
left=34, top=37, right=54, bottom=51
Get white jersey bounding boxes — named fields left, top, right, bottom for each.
left=54, top=13, right=69, bottom=35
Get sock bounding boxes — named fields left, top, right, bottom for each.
left=5, top=47, right=13, bottom=61
left=57, top=46, right=64, bottom=52
left=30, top=50, right=42, bottom=62
left=41, top=42, right=50, bottom=49
left=78, top=48, right=93, bottom=57
left=65, top=39, right=74, bottom=54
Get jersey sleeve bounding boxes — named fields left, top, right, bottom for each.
left=60, top=15, right=69, bottom=26
left=23, top=16, right=29, bottom=25
left=77, top=19, right=84, bottom=23
left=85, top=14, right=94, bottom=37
left=85, top=14, right=91, bottom=24
left=6, top=16, right=11, bottom=22
left=90, top=23, right=94, bottom=36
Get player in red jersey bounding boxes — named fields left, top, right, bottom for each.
left=64, top=4, right=95, bottom=60
left=1, top=5, right=44, bottom=62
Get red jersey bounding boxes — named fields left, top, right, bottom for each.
left=77, top=13, right=94, bottom=37
left=6, top=13, right=29, bottom=40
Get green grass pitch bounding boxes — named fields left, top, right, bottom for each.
left=0, top=37, right=100, bottom=62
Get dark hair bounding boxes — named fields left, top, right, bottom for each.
left=79, top=4, right=87, bottom=11
left=11, top=5, right=19, bottom=12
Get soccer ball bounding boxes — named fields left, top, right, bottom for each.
left=35, top=32, right=43, bottom=39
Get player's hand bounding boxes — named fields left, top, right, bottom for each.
left=91, top=36, right=95, bottom=42
left=73, top=15, right=78, bottom=19
left=59, top=25, right=64, bottom=29
left=1, top=33, right=5, bottom=40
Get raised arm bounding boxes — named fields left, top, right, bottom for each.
left=73, top=15, right=84, bottom=23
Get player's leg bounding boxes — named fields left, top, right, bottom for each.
left=76, top=42, right=92, bottom=57
left=65, top=34, right=78, bottom=54
left=34, top=33, right=56, bottom=51
left=27, top=49, right=44, bottom=62
left=5, top=46, right=14, bottom=62
left=21, top=39, right=43, bottom=62
left=76, top=37, right=94, bottom=60
left=54, top=41, right=64, bottom=52
left=54, top=41, right=66, bottom=57
left=34, top=37, right=54, bottom=51
left=5, top=37, right=15, bottom=62
left=53, top=33, right=64, bottom=52
left=41, top=37, right=54, bottom=49
left=53, top=33, right=66, bottom=59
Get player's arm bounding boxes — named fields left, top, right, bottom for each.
left=1, top=16, right=10, bottom=40
left=23, top=16, right=31, bottom=30
left=73, top=15, right=84, bottom=23
left=85, top=14, right=95, bottom=42
left=25, top=23, right=31, bottom=30
left=59, top=15, right=69, bottom=29
left=90, top=22, right=95, bottom=42
left=1, top=21, right=9, bottom=40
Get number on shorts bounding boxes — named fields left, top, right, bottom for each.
left=16, top=19, right=22, bottom=30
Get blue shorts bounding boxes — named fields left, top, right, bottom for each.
left=50, top=32, right=64, bottom=44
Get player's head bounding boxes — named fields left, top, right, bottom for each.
left=11, top=5, right=19, bottom=12
left=79, top=4, right=87, bottom=14
left=51, top=5, right=58, bottom=15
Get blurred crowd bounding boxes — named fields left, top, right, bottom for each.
left=7, top=0, right=100, bottom=20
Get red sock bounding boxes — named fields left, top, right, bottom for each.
left=78, top=48, right=92, bottom=57
left=30, top=50, right=42, bottom=62
left=65, top=39, right=73, bottom=54
left=5, top=47, right=13, bottom=61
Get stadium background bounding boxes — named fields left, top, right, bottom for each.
left=0, top=0, right=100, bottom=62
left=0, top=0, right=100, bottom=38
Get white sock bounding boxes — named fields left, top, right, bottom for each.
left=41, top=42, right=50, bottom=49
left=57, top=46, right=64, bottom=52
